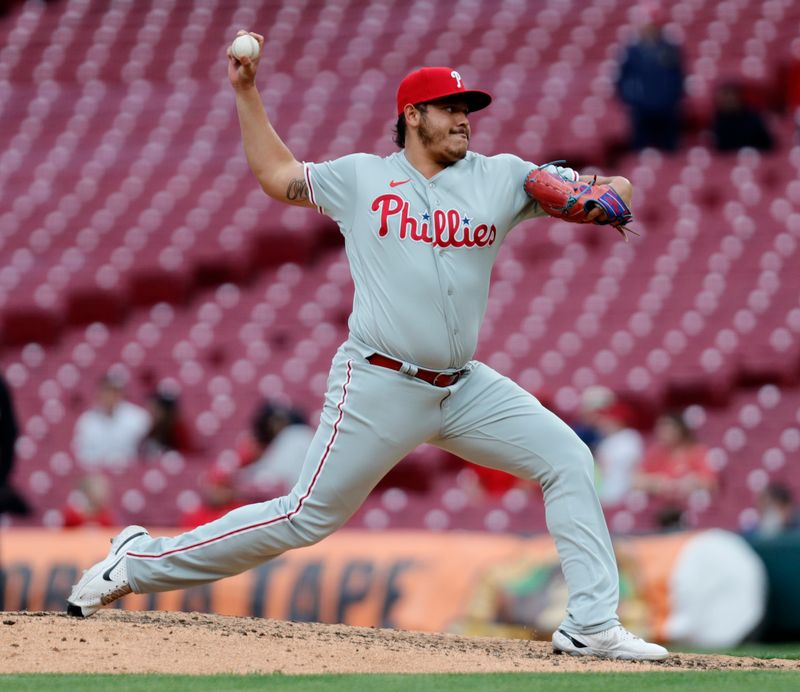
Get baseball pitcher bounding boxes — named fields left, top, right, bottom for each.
left=68, top=31, right=666, bottom=661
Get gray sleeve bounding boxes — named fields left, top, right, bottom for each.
left=304, top=154, right=362, bottom=229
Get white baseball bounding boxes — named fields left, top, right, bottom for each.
left=231, top=34, right=259, bottom=61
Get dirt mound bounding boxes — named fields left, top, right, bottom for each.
left=1, top=611, right=796, bottom=675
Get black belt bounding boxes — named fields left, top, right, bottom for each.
left=367, top=354, right=467, bottom=387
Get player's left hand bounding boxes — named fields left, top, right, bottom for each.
left=525, top=167, right=637, bottom=241
left=579, top=176, right=633, bottom=223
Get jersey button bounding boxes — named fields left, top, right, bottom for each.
left=429, top=182, right=435, bottom=188
left=447, top=287, right=454, bottom=295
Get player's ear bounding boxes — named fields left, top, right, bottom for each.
left=404, top=103, right=421, bottom=128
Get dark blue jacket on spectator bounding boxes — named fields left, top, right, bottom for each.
left=616, top=37, right=684, bottom=114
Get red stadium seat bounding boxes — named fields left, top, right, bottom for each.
left=2, top=0, right=800, bottom=531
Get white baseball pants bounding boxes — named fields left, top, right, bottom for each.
left=127, top=339, right=620, bottom=634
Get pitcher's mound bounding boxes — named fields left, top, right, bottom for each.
left=0, top=611, right=794, bottom=675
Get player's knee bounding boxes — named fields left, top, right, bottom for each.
left=548, top=439, right=595, bottom=486
left=568, top=438, right=594, bottom=472
left=288, top=511, right=344, bottom=547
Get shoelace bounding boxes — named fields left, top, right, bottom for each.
left=611, top=626, right=642, bottom=641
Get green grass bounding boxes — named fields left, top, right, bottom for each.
left=1, top=672, right=799, bottom=692
left=672, top=642, right=800, bottom=660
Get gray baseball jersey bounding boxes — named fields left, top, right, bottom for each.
left=304, top=151, right=576, bottom=370
left=126, top=151, right=620, bottom=637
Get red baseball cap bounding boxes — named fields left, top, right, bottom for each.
left=396, top=66, right=492, bottom=116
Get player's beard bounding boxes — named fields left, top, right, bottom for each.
left=418, top=114, right=469, bottom=165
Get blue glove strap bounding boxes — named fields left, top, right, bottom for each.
left=587, top=187, right=632, bottom=226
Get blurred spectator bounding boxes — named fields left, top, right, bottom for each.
left=750, top=483, right=800, bottom=539
left=235, top=400, right=314, bottom=496
left=593, top=400, right=644, bottom=507
left=634, top=412, right=716, bottom=523
left=460, top=463, right=534, bottom=502
left=72, top=374, right=151, bottom=470
left=471, top=464, right=519, bottom=497
left=139, top=387, right=193, bottom=459
left=61, top=473, right=115, bottom=528
left=180, top=468, right=246, bottom=529
left=615, top=5, right=684, bottom=151
left=0, top=375, right=30, bottom=517
left=572, top=385, right=617, bottom=450
left=786, top=38, right=800, bottom=119
left=712, top=81, right=774, bottom=152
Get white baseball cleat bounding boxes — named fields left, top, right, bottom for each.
left=66, top=525, right=149, bottom=618
left=552, top=625, right=669, bottom=661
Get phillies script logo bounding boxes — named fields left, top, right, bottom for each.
left=371, top=194, right=497, bottom=248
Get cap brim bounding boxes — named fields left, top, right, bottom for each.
left=462, top=90, right=492, bottom=113
left=421, top=89, right=492, bottom=114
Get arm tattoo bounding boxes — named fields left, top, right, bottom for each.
left=286, top=177, right=309, bottom=202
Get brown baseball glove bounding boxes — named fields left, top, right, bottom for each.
left=524, top=164, right=637, bottom=241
